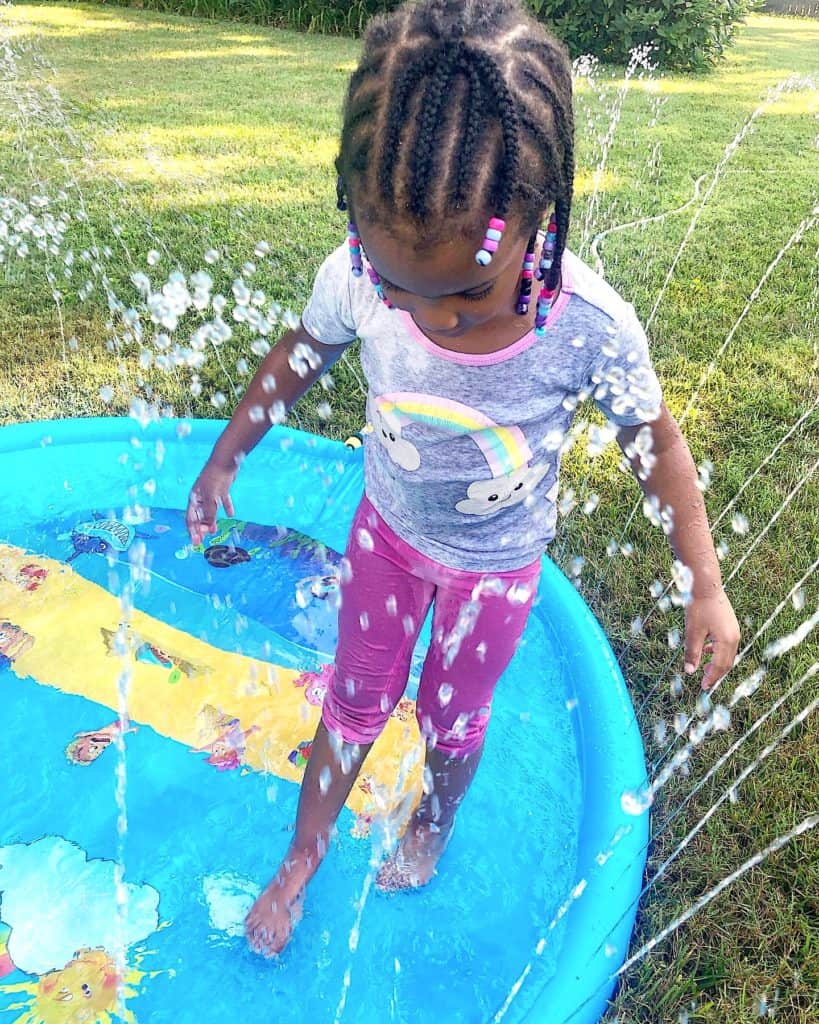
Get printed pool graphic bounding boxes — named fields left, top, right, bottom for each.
left=0, top=418, right=648, bottom=1024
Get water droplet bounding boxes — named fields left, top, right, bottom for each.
left=792, top=588, right=806, bottom=611
left=204, top=248, right=220, bottom=264
left=319, top=766, right=332, bottom=795
left=99, top=385, right=114, bottom=403
left=582, top=493, right=600, bottom=515
left=385, top=594, right=398, bottom=616
left=437, top=683, right=454, bottom=707
left=359, top=611, right=369, bottom=631
left=731, top=511, right=749, bottom=535
left=357, top=528, right=374, bottom=552
left=621, top=786, right=653, bottom=815
left=147, top=249, right=161, bottom=266
left=667, top=627, right=680, bottom=649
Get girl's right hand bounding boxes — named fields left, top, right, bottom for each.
left=186, top=461, right=237, bottom=546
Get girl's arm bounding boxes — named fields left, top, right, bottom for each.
left=185, top=324, right=351, bottom=545
left=617, top=403, right=741, bottom=691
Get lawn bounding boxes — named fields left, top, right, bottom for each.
left=0, top=3, right=817, bottom=1022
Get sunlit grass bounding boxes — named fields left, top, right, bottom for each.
left=1, top=4, right=817, bottom=1023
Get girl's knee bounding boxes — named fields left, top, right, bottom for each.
left=416, top=703, right=492, bottom=757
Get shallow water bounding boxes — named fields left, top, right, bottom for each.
left=0, top=495, right=582, bottom=1023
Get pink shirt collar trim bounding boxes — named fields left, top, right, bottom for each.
left=398, top=257, right=574, bottom=366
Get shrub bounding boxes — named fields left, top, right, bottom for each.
left=91, top=0, right=757, bottom=69
left=91, top=0, right=397, bottom=35
left=528, top=0, right=759, bottom=70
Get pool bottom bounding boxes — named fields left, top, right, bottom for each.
left=0, top=562, right=581, bottom=1024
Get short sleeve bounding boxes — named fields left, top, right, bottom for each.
left=300, top=244, right=358, bottom=346
left=588, top=304, right=663, bottom=426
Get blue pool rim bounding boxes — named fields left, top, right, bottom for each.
left=0, top=416, right=649, bottom=1024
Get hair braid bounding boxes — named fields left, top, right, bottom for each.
left=378, top=49, right=441, bottom=210
left=409, top=42, right=464, bottom=217
left=453, top=59, right=484, bottom=208
left=462, top=47, right=521, bottom=217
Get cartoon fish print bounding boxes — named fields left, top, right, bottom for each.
left=100, top=626, right=203, bottom=684
left=67, top=515, right=149, bottom=562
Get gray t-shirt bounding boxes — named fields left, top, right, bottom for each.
left=302, top=243, right=663, bottom=572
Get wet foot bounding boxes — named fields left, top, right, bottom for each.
left=376, top=820, right=454, bottom=892
left=244, top=857, right=309, bottom=958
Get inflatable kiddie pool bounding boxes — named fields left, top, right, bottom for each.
left=0, top=416, right=647, bottom=1024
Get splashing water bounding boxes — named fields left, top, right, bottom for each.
left=1, top=6, right=817, bottom=1022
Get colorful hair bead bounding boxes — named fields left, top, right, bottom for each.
left=366, top=265, right=393, bottom=308
left=347, top=222, right=363, bottom=277
left=536, top=212, right=558, bottom=281
left=534, top=283, right=557, bottom=336
left=516, top=245, right=537, bottom=316
left=475, top=216, right=506, bottom=266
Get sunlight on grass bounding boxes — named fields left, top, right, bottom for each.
left=148, top=45, right=297, bottom=60
left=574, top=169, right=621, bottom=196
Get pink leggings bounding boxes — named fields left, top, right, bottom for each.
left=321, top=496, right=541, bottom=758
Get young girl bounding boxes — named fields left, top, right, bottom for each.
left=186, top=0, right=740, bottom=959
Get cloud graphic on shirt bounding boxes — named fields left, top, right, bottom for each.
left=0, top=836, right=160, bottom=976
left=455, top=462, right=551, bottom=516
left=371, top=403, right=421, bottom=471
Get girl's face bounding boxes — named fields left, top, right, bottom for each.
left=356, top=212, right=537, bottom=340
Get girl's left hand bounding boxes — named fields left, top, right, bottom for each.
left=683, top=588, right=741, bottom=692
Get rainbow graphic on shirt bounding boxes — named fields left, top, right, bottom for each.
left=375, top=393, right=532, bottom=477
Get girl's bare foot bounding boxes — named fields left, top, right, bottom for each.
left=244, top=854, right=310, bottom=957
left=375, top=819, right=454, bottom=892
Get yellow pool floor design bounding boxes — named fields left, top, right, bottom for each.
left=0, top=544, right=423, bottom=821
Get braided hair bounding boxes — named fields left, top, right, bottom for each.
left=335, top=0, right=574, bottom=292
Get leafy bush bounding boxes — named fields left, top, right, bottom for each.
left=91, top=1, right=397, bottom=35
left=93, top=0, right=757, bottom=69
left=528, top=0, right=759, bottom=70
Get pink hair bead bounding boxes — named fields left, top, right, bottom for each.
left=476, top=215, right=507, bottom=265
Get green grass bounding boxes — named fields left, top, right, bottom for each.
left=0, top=3, right=817, bottom=1021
